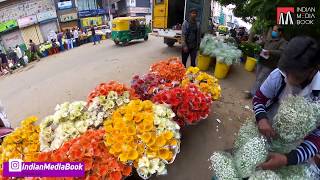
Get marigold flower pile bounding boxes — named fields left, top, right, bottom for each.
left=0, top=116, right=39, bottom=165
left=38, top=129, right=132, bottom=180
left=0, top=57, right=222, bottom=179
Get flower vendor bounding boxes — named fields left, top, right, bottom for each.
left=252, top=36, right=320, bottom=170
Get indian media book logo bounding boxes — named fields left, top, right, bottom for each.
left=277, top=6, right=316, bottom=25
left=277, top=7, right=295, bottom=25
left=3, top=159, right=85, bottom=177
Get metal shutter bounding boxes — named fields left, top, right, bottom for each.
left=40, top=21, right=58, bottom=42
left=20, top=24, right=44, bottom=45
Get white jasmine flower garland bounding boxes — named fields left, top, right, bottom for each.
left=249, top=170, right=281, bottom=180
left=209, top=152, right=240, bottom=180
left=234, top=137, right=268, bottom=178
left=273, top=96, right=320, bottom=143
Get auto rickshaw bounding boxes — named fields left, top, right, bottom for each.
left=111, top=17, right=149, bottom=45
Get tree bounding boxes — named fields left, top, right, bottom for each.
left=215, top=0, right=320, bottom=40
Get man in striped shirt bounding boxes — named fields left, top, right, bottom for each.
left=252, top=36, right=320, bottom=170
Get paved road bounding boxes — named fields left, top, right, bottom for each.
left=0, top=36, right=255, bottom=180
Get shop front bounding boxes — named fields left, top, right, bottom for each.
left=78, top=9, right=106, bottom=28
left=37, top=10, right=59, bottom=42
left=18, top=15, right=44, bottom=45
left=59, top=12, right=79, bottom=30
left=0, top=20, right=24, bottom=49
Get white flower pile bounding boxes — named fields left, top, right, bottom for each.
left=249, top=170, right=281, bottom=180
left=153, top=104, right=180, bottom=139
left=273, top=96, right=320, bottom=143
left=87, top=91, right=130, bottom=127
left=199, top=34, right=242, bottom=65
left=276, top=164, right=315, bottom=180
left=40, top=101, right=90, bottom=151
left=234, top=137, right=268, bottom=178
left=270, top=138, right=301, bottom=154
left=137, top=157, right=167, bottom=179
left=234, top=120, right=259, bottom=150
left=209, top=152, right=239, bottom=180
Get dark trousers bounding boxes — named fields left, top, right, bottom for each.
left=182, top=48, right=197, bottom=67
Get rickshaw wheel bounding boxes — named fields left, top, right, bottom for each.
left=144, top=35, right=149, bottom=41
left=114, top=41, right=120, bottom=45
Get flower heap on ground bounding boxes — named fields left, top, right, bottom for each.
left=0, top=116, right=39, bottom=166
left=152, top=84, right=212, bottom=126
left=149, top=57, right=186, bottom=82
left=182, top=67, right=221, bottom=101
left=104, top=100, right=180, bottom=179
left=38, top=129, right=132, bottom=180
left=131, top=73, right=179, bottom=100
left=40, top=101, right=90, bottom=152
left=87, top=81, right=138, bottom=104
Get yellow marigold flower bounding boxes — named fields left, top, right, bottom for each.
left=155, top=136, right=167, bottom=147
left=158, top=148, right=173, bottom=161
left=21, top=116, right=38, bottom=127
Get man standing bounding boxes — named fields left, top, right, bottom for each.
left=0, top=50, right=11, bottom=74
left=73, top=28, right=79, bottom=47
left=65, top=29, right=73, bottom=49
left=29, top=39, right=39, bottom=61
left=181, top=8, right=200, bottom=67
left=91, top=26, right=97, bottom=45
left=246, top=25, right=288, bottom=98
left=15, top=45, right=25, bottom=67
left=57, top=31, right=64, bottom=51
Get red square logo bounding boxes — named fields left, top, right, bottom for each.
left=277, top=7, right=295, bottom=25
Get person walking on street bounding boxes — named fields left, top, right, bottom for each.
left=181, top=8, right=200, bottom=67
left=246, top=25, right=288, bottom=98
left=91, top=26, right=97, bottom=45
left=0, top=50, right=12, bottom=74
left=29, top=39, right=39, bottom=61
left=66, top=29, right=73, bottom=50
left=73, top=28, right=79, bottom=47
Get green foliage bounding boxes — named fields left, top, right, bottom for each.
left=239, top=42, right=262, bottom=57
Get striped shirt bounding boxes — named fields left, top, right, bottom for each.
left=253, top=68, right=320, bottom=165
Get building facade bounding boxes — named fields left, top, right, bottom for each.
left=54, top=0, right=78, bottom=30
left=0, top=0, right=58, bottom=50
left=115, top=0, right=151, bottom=18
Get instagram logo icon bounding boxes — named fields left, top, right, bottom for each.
left=9, top=159, right=23, bottom=172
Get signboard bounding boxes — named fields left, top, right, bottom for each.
left=0, top=20, right=18, bottom=33
left=17, top=15, right=38, bottom=28
left=81, top=17, right=103, bottom=27
left=58, top=1, right=73, bottom=10
left=78, top=9, right=106, bottom=18
left=128, top=7, right=151, bottom=14
left=37, top=10, right=57, bottom=22
left=60, top=13, right=78, bottom=22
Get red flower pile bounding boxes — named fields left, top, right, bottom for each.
left=152, top=84, right=212, bottom=126
left=131, top=73, right=179, bottom=100
left=150, top=57, right=186, bottom=82
left=37, top=130, right=132, bottom=180
left=87, top=81, right=138, bottom=104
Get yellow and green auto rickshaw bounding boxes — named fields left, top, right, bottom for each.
left=111, top=17, right=149, bottom=45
